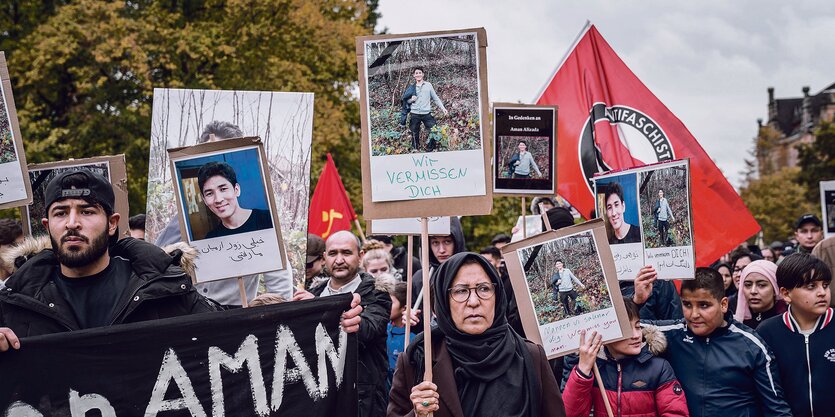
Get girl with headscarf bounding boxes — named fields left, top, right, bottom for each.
left=387, top=252, right=565, bottom=417
left=734, top=260, right=787, bottom=329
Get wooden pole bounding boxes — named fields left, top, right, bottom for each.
left=593, top=362, right=615, bottom=417
left=353, top=219, right=367, bottom=244
left=420, top=217, right=433, bottom=387
left=238, top=277, right=249, bottom=308
left=404, top=235, right=414, bottom=348
left=539, top=203, right=552, bottom=232
left=521, top=197, right=527, bottom=238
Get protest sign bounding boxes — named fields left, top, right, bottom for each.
left=368, top=216, right=451, bottom=236
left=146, top=88, right=313, bottom=282
left=510, top=215, right=544, bottom=242
left=502, top=219, right=631, bottom=359
left=20, top=155, right=129, bottom=237
left=0, top=294, right=356, bottom=417
left=0, top=52, right=32, bottom=209
left=168, top=138, right=286, bottom=283
left=593, top=159, right=695, bottom=280
left=357, top=28, right=492, bottom=219
left=493, top=103, right=557, bottom=195
left=820, top=180, right=835, bottom=239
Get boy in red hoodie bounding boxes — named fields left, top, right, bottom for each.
left=563, top=299, right=690, bottom=417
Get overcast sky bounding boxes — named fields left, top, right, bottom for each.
left=376, top=0, right=835, bottom=188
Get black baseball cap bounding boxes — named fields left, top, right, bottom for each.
left=795, top=214, right=822, bottom=230
left=43, top=169, right=115, bottom=216
left=306, top=234, right=326, bottom=264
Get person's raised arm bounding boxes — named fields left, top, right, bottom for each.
left=563, top=330, right=601, bottom=417
left=633, top=266, right=657, bottom=305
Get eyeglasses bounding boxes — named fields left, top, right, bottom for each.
left=448, top=283, right=495, bottom=302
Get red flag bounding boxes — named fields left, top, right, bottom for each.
left=308, top=153, right=357, bottom=239
left=536, top=24, right=759, bottom=266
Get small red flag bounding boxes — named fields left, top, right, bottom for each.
left=308, top=153, right=357, bottom=239
left=536, top=24, right=759, bottom=266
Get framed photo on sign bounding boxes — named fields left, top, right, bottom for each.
left=493, top=103, right=557, bottom=196
left=357, top=28, right=493, bottom=219
left=593, top=159, right=695, bottom=280
left=168, top=138, right=287, bottom=283
left=501, top=219, right=631, bottom=359
left=0, top=52, right=32, bottom=209
left=820, top=180, right=835, bottom=239
left=146, top=88, right=313, bottom=283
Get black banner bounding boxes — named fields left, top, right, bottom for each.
left=0, top=295, right=357, bottom=417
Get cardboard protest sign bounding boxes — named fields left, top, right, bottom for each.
left=820, top=180, right=835, bottom=239
left=593, top=159, right=695, bottom=280
left=168, top=138, right=286, bottom=283
left=368, top=216, right=452, bottom=236
left=20, top=155, right=129, bottom=237
left=146, top=88, right=313, bottom=283
left=493, top=103, right=558, bottom=195
left=357, top=28, right=493, bottom=219
left=502, top=219, right=631, bottom=359
left=0, top=52, right=32, bottom=208
left=510, top=215, right=544, bottom=242
left=0, top=295, right=357, bottom=417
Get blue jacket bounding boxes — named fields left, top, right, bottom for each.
left=400, top=83, right=416, bottom=125
left=621, top=279, right=683, bottom=321
left=757, top=307, right=835, bottom=417
left=644, top=313, right=792, bottom=417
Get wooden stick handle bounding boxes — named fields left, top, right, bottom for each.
left=238, top=277, right=248, bottom=308
left=539, top=203, right=552, bottom=232
left=420, top=218, right=432, bottom=383
left=592, top=362, right=615, bottom=417
left=405, top=235, right=414, bottom=347
left=353, top=219, right=367, bottom=244
left=522, top=197, right=527, bottom=238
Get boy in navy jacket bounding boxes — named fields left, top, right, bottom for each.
left=635, top=267, right=792, bottom=417
left=758, top=253, right=833, bottom=417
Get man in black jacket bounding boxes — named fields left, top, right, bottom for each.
left=296, top=230, right=391, bottom=417
left=0, top=169, right=221, bottom=346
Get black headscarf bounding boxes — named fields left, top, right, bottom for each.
left=411, top=252, right=540, bottom=417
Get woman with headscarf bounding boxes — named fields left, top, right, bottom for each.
left=734, top=260, right=787, bottom=329
left=387, top=252, right=565, bottom=417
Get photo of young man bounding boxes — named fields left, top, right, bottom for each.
left=403, top=67, right=448, bottom=151
left=654, top=189, right=675, bottom=246
left=197, top=161, right=273, bottom=239
left=509, top=140, right=542, bottom=179
left=604, top=181, right=642, bottom=245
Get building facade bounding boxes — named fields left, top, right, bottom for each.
left=756, top=83, right=835, bottom=176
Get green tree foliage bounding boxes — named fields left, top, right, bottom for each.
left=4, top=0, right=376, bottom=214
left=739, top=167, right=816, bottom=243
left=796, top=121, right=835, bottom=203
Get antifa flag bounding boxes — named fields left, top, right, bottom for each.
left=536, top=23, right=760, bottom=265
left=0, top=295, right=357, bottom=417
left=308, top=153, right=358, bottom=239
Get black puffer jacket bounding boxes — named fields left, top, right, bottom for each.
left=0, top=237, right=218, bottom=337
left=310, top=272, right=391, bottom=417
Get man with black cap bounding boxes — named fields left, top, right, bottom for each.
left=794, top=213, right=823, bottom=254
left=0, top=169, right=221, bottom=351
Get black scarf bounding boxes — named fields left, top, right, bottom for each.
left=410, top=252, right=540, bottom=417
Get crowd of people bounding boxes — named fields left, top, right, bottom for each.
left=1, top=166, right=834, bottom=417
